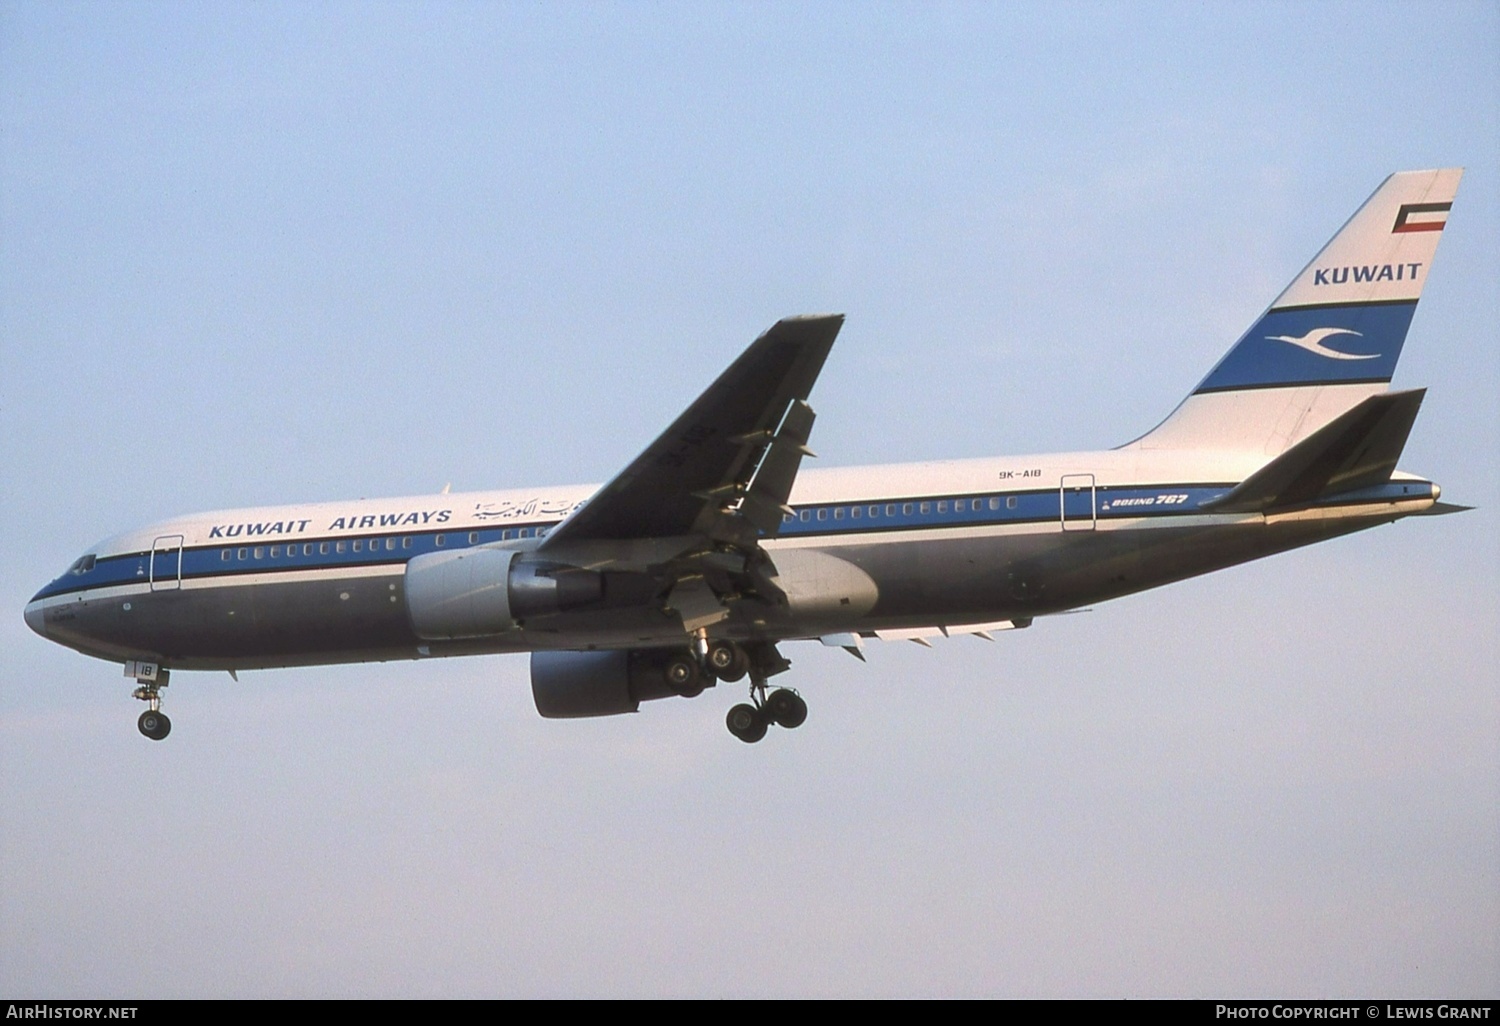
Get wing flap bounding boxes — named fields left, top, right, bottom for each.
left=738, top=399, right=817, bottom=535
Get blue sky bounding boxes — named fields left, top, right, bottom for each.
left=2, top=1, right=1496, bottom=997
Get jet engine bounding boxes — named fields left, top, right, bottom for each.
left=405, top=548, right=603, bottom=639
left=530, top=649, right=700, bottom=718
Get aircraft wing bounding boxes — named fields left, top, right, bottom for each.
left=539, top=314, right=843, bottom=550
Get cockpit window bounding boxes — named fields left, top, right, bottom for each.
left=68, top=554, right=97, bottom=575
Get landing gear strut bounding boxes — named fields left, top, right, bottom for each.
left=131, top=666, right=171, bottom=741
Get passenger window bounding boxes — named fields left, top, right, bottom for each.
left=869, top=506, right=879, bottom=518
left=304, top=544, right=314, bottom=555
left=352, top=540, right=362, bottom=552
left=468, top=532, right=478, bottom=544
left=799, top=510, right=810, bottom=522
left=833, top=508, right=844, bottom=520
left=402, top=537, right=411, bottom=549
left=989, top=497, right=1000, bottom=510
left=386, top=538, right=396, bottom=551
left=270, top=546, right=280, bottom=558
left=902, top=503, right=913, bottom=515
left=336, top=541, right=346, bottom=553
left=238, top=548, right=247, bottom=560
left=221, top=550, right=231, bottom=561
left=1007, top=496, right=1018, bottom=509
left=816, top=509, right=827, bottom=521
left=435, top=534, right=445, bottom=547
left=254, top=547, right=264, bottom=559
left=850, top=507, right=860, bottom=519
left=937, top=501, right=947, bottom=514
left=920, top=502, right=931, bottom=515
left=320, top=542, right=330, bottom=555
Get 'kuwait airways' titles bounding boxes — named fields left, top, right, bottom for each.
left=209, top=509, right=453, bottom=539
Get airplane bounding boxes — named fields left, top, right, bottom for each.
left=25, top=169, right=1468, bottom=744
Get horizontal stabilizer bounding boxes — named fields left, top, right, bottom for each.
left=1206, top=388, right=1426, bottom=514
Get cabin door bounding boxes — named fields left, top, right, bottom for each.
left=150, top=535, right=184, bottom=591
left=1060, top=475, right=1097, bottom=531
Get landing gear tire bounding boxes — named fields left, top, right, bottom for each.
left=726, top=703, right=768, bottom=744
left=138, top=710, right=171, bottom=741
left=705, top=641, right=748, bottom=683
left=664, top=652, right=703, bottom=697
left=765, top=688, right=808, bottom=729
left=129, top=665, right=171, bottom=739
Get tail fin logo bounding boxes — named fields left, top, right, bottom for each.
left=1392, top=202, right=1451, bottom=233
left=1265, top=327, right=1378, bottom=361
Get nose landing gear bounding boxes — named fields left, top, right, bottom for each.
left=130, top=664, right=171, bottom=741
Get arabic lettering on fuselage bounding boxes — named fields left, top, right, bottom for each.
left=472, top=498, right=583, bottom=520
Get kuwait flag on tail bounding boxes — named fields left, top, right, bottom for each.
left=1392, top=202, right=1451, bottom=233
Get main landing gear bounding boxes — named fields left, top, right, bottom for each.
left=130, top=665, right=171, bottom=741
left=726, top=688, right=806, bottom=744
left=716, top=640, right=805, bottom=744
left=680, top=636, right=806, bottom=743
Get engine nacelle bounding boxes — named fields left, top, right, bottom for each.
left=531, top=649, right=687, bottom=718
left=405, top=548, right=603, bottom=639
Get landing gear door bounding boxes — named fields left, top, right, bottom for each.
left=1060, top=474, right=1096, bottom=532
left=150, top=535, right=184, bottom=591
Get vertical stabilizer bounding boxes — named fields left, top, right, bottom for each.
left=1126, top=169, right=1461, bottom=454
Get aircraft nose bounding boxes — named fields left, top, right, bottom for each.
left=24, top=599, right=47, bottom=639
